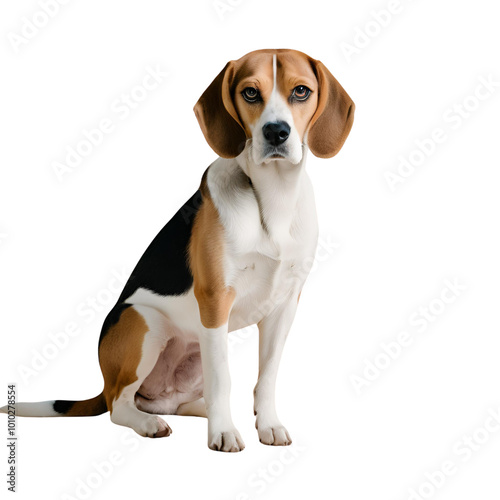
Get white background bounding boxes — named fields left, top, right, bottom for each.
left=1, top=1, right=499, bottom=499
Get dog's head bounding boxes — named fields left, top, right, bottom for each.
left=194, top=49, right=355, bottom=165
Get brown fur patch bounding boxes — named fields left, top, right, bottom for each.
left=276, top=52, right=319, bottom=141
left=99, top=307, right=149, bottom=410
left=64, top=394, right=107, bottom=416
left=232, top=52, right=274, bottom=135
left=194, top=62, right=247, bottom=158
left=189, top=178, right=235, bottom=329
left=304, top=60, right=355, bottom=158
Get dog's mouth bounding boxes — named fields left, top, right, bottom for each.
left=262, top=146, right=288, bottom=163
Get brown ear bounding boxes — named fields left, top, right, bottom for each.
left=193, top=61, right=247, bottom=158
left=307, top=60, right=355, bottom=158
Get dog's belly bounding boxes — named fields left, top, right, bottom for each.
left=136, top=334, right=203, bottom=413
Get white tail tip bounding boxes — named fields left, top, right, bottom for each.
left=0, top=401, right=58, bottom=417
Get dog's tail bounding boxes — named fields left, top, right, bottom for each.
left=0, top=393, right=107, bottom=417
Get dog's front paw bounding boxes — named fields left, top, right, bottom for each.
left=208, top=428, right=245, bottom=452
left=257, top=424, right=292, bottom=446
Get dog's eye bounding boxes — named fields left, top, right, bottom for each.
left=291, top=85, right=311, bottom=101
left=242, top=87, right=261, bottom=103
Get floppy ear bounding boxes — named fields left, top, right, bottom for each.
left=307, top=60, right=355, bottom=158
left=193, top=61, right=247, bottom=158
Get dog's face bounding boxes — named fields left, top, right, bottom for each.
left=231, top=51, right=318, bottom=164
left=194, top=49, right=355, bottom=163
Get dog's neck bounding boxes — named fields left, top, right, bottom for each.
left=236, top=146, right=309, bottom=250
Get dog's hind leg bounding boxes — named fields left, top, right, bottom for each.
left=99, top=303, right=172, bottom=438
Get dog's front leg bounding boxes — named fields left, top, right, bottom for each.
left=197, top=290, right=245, bottom=452
left=254, top=292, right=299, bottom=446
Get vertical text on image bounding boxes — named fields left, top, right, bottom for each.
left=6, top=384, right=17, bottom=493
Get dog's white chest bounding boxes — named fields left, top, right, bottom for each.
left=207, top=157, right=319, bottom=330
left=228, top=249, right=304, bottom=329
left=231, top=246, right=309, bottom=316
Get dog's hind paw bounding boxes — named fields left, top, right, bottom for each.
left=138, top=416, right=172, bottom=438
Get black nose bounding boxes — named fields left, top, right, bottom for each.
left=262, top=121, right=290, bottom=146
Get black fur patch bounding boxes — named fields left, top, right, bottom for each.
left=53, top=400, right=75, bottom=414
left=117, top=190, right=203, bottom=302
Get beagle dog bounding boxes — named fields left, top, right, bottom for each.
left=1, top=49, right=354, bottom=452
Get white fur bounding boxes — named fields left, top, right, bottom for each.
left=199, top=324, right=245, bottom=451
left=0, top=401, right=58, bottom=417
left=254, top=290, right=298, bottom=445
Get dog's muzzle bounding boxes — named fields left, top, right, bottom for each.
left=261, top=121, right=291, bottom=161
